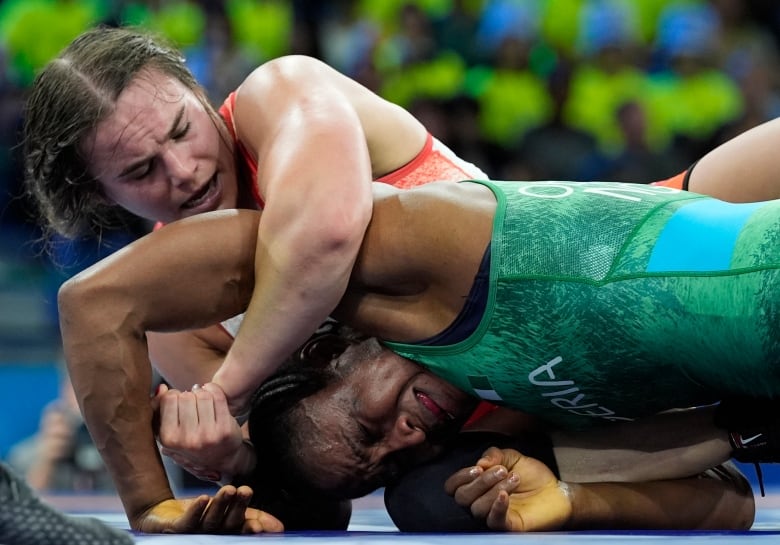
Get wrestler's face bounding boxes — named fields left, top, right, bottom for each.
left=301, top=339, right=477, bottom=499
left=82, top=68, right=239, bottom=223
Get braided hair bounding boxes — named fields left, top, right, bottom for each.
left=243, top=320, right=368, bottom=510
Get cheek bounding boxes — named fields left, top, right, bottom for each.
left=105, top=183, right=167, bottom=220
left=194, top=112, right=224, bottom=158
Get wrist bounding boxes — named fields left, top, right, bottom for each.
left=558, top=480, right=577, bottom=530
left=219, top=439, right=256, bottom=486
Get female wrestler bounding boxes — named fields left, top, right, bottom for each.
left=23, top=25, right=487, bottom=532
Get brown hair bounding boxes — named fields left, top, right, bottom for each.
left=23, top=26, right=214, bottom=240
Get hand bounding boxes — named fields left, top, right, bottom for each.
left=153, top=383, right=249, bottom=482
left=206, top=379, right=252, bottom=420
left=444, top=446, right=573, bottom=532
left=37, top=403, right=80, bottom=463
left=135, top=485, right=284, bottom=534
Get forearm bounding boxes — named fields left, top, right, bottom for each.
left=59, top=308, right=171, bottom=526
left=57, top=214, right=260, bottom=525
left=213, top=92, right=373, bottom=404
left=212, top=233, right=364, bottom=404
left=565, top=468, right=754, bottom=530
left=552, top=406, right=732, bottom=483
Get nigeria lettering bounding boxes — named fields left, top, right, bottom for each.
left=517, top=181, right=679, bottom=202
left=528, top=356, right=633, bottom=423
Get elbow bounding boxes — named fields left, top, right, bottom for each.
left=295, top=192, right=372, bottom=261
left=57, top=270, right=128, bottom=336
left=327, top=196, right=373, bottom=253
left=57, top=274, right=88, bottom=326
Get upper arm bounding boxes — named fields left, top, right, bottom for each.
left=60, top=210, right=261, bottom=335
left=689, top=117, right=780, bottom=202
left=233, top=56, right=426, bottom=189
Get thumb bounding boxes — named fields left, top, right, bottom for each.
left=149, top=382, right=169, bottom=411
left=477, top=446, right=523, bottom=470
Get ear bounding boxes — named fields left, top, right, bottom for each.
left=296, top=333, right=351, bottom=368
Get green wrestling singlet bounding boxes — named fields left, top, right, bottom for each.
left=386, top=180, right=780, bottom=429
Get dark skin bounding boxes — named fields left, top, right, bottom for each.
left=154, top=341, right=751, bottom=530
left=61, top=178, right=764, bottom=532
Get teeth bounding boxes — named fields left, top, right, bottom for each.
left=185, top=177, right=213, bottom=208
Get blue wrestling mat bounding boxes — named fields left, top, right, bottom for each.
left=50, top=485, right=780, bottom=544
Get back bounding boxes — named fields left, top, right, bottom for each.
left=337, top=181, right=496, bottom=341
left=387, top=180, right=780, bottom=429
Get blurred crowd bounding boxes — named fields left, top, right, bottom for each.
left=2, top=0, right=780, bottom=264
left=2, top=0, right=780, bottom=494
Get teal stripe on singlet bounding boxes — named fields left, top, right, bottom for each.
left=646, top=199, right=767, bottom=272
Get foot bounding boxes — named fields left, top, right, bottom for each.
left=714, top=397, right=780, bottom=464
left=0, top=462, right=134, bottom=545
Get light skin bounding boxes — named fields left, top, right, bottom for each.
left=83, top=69, right=239, bottom=223
left=21, top=376, right=83, bottom=491
left=66, top=54, right=438, bottom=532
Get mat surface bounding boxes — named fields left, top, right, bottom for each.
left=44, top=486, right=780, bottom=544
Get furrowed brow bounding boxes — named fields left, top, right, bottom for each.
left=166, top=105, right=185, bottom=139
left=117, top=105, right=185, bottom=178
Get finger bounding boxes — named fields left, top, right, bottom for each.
left=477, top=447, right=522, bottom=471
left=150, top=383, right=170, bottom=411
left=174, top=495, right=210, bottom=533
left=453, top=465, right=508, bottom=506
left=176, top=391, right=200, bottom=434
left=202, top=382, right=228, bottom=402
left=220, top=486, right=254, bottom=530
left=472, top=472, right=523, bottom=520
left=204, top=384, right=235, bottom=422
left=194, top=388, right=217, bottom=425
left=202, top=382, right=226, bottom=397
left=244, top=508, right=285, bottom=534
left=200, top=487, right=235, bottom=533
left=158, top=391, right=184, bottom=443
left=444, top=466, right=483, bottom=495
left=476, top=446, right=505, bottom=469
left=200, top=485, right=240, bottom=533
left=485, top=490, right=512, bottom=531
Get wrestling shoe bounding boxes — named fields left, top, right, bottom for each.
left=714, top=397, right=780, bottom=463
left=714, top=396, right=780, bottom=495
left=0, top=462, right=134, bottom=545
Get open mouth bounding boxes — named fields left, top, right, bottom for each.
left=182, top=174, right=218, bottom=210
left=415, top=390, right=455, bottom=425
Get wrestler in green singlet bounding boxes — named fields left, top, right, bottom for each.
left=386, top=180, right=780, bottom=429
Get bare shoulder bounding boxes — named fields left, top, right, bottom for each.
left=368, top=180, right=496, bottom=262
left=395, top=180, right=497, bottom=210
left=236, top=55, right=372, bottom=109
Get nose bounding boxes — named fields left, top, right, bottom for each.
left=163, top=144, right=197, bottom=188
left=379, top=413, right=427, bottom=456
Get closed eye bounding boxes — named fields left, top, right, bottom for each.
left=172, top=121, right=190, bottom=141
left=130, top=158, right=153, bottom=180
